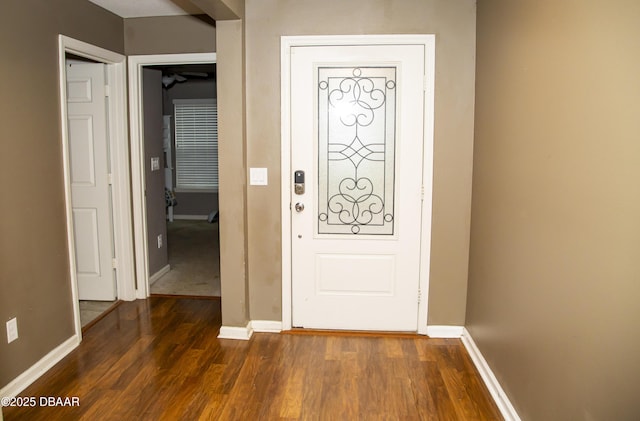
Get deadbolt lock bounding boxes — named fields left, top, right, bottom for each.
left=294, top=170, right=305, bottom=195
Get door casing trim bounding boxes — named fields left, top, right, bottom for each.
left=57, top=35, right=135, bottom=340
left=280, top=35, right=435, bottom=333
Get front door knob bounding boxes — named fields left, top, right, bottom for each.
left=295, top=202, right=305, bottom=212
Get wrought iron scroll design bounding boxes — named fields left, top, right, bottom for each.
left=318, top=67, right=396, bottom=235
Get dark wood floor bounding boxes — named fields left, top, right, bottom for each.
left=4, top=297, right=502, bottom=420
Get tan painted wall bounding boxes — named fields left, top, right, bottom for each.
left=0, top=0, right=123, bottom=388
left=124, top=15, right=215, bottom=55
left=216, top=20, right=250, bottom=327
left=244, top=0, right=477, bottom=324
left=467, top=0, right=640, bottom=419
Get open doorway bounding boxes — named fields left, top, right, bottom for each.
left=144, top=64, right=220, bottom=297
left=128, top=53, right=219, bottom=300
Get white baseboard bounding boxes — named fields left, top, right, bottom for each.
left=0, top=335, right=79, bottom=398
left=217, top=320, right=282, bottom=340
left=251, top=320, right=282, bottom=333
left=172, top=214, right=208, bottom=221
left=218, top=322, right=254, bottom=340
left=461, top=328, right=521, bottom=421
left=149, top=264, right=170, bottom=286
left=426, top=325, right=464, bottom=338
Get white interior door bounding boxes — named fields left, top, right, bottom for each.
left=291, top=44, right=427, bottom=331
left=66, top=61, right=116, bottom=301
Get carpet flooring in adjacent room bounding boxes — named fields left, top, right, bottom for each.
left=151, top=219, right=221, bottom=297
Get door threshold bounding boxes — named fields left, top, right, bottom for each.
left=149, top=293, right=221, bottom=300
left=282, top=328, right=421, bottom=339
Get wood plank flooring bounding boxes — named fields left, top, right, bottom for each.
left=3, top=297, right=502, bottom=420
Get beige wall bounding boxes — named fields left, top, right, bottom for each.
left=467, top=0, right=640, bottom=419
left=124, top=15, right=215, bottom=55
left=0, top=0, right=123, bottom=388
left=244, top=0, right=476, bottom=324
left=216, top=20, right=250, bottom=327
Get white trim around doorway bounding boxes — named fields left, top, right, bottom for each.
left=280, top=35, right=435, bottom=333
left=127, top=53, right=217, bottom=299
left=57, top=35, right=135, bottom=340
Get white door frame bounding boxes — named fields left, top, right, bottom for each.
left=57, top=35, right=136, bottom=339
left=281, top=35, right=435, bottom=333
left=128, top=53, right=217, bottom=299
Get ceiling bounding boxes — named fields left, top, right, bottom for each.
left=88, top=0, right=203, bottom=18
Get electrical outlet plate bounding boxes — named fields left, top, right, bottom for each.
left=157, top=234, right=163, bottom=249
left=6, top=318, right=18, bottom=343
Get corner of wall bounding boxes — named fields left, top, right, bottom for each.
left=461, top=328, right=521, bottom=421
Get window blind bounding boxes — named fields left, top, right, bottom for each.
left=174, top=99, right=218, bottom=190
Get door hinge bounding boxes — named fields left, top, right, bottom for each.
left=104, top=85, right=111, bottom=97
left=107, top=173, right=113, bottom=185
left=112, top=258, right=117, bottom=269
left=417, top=287, right=422, bottom=305
left=421, top=185, right=425, bottom=201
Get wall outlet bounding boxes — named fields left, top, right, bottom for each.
left=157, top=234, right=163, bottom=249
left=151, top=157, right=160, bottom=171
left=6, top=317, right=18, bottom=343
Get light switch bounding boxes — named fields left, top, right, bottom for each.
left=250, top=168, right=268, bottom=186
left=151, top=157, right=160, bottom=171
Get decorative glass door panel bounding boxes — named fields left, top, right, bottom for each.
left=317, top=66, right=397, bottom=235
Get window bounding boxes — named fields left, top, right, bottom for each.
left=174, top=99, right=218, bottom=191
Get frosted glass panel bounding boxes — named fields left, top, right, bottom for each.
left=318, top=67, right=396, bottom=235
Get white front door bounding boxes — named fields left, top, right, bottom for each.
left=66, top=62, right=116, bottom=300
left=290, top=43, right=429, bottom=331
